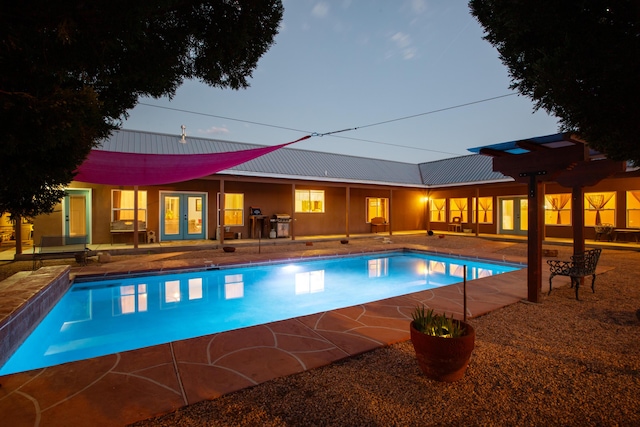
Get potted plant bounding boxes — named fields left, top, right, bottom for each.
left=409, top=305, right=475, bottom=382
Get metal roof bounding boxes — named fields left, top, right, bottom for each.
left=418, top=154, right=509, bottom=186
left=98, top=129, right=425, bottom=187
left=96, top=129, right=527, bottom=188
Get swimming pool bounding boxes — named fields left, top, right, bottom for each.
left=0, top=251, right=519, bottom=375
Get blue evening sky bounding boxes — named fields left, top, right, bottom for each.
left=123, top=0, right=560, bottom=164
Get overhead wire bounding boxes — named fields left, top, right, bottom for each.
left=137, top=92, right=518, bottom=155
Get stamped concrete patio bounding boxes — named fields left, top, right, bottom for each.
left=0, top=235, right=613, bottom=426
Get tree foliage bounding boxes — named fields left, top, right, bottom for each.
left=469, top=0, right=640, bottom=164
left=0, top=0, right=283, bottom=218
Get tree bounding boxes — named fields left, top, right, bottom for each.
left=0, top=0, right=283, bottom=218
left=469, top=0, right=640, bottom=164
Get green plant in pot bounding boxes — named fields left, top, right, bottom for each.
left=409, top=305, right=475, bottom=382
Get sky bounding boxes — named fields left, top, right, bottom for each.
left=122, top=0, right=561, bottom=164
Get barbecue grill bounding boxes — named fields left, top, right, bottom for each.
left=270, top=214, right=291, bottom=238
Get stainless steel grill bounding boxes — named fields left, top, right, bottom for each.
left=270, top=214, right=291, bottom=238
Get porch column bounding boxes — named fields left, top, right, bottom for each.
left=475, top=189, right=479, bottom=237
left=220, top=179, right=225, bottom=244
left=133, top=186, right=139, bottom=249
left=291, top=184, right=295, bottom=240
left=389, top=188, right=393, bottom=236
left=572, top=186, right=585, bottom=255
left=345, top=186, right=350, bottom=237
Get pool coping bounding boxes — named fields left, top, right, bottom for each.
left=0, top=245, right=547, bottom=426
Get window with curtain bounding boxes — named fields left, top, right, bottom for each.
left=472, top=197, right=493, bottom=224
left=544, top=194, right=572, bottom=225
left=626, top=191, right=640, bottom=228
left=295, top=189, right=325, bottom=213
left=449, top=198, right=468, bottom=222
left=111, top=190, right=147, bottom=221
left=224, top=193, right=244, bottom=226
left=429, top=198, right=446, bottom=222
left=584, top=192, right=615, bottom=226
left=366, top=197, right=388, bottom=222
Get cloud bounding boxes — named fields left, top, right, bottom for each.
left=199, top=126, right=230, bottom=135
left=312, top=2, right=329, bottom=18
left=390, top=32, right=417, bottom=60
left=410, top=0, right=427, bottom=14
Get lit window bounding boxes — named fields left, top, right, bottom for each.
left=366, top=197, right=388, bottom=222
left=224, top=193, right=244, bottom=226
left=472, top=197, right=493, bottom=224
left=429, top=198, right=446, bottom=222
left=544, top=194, right=572, bottom=225
left=112, top=190, right=147, bottom=222
left=295, top=189, right=325, bottom=213
left=449, top=198, right=468, bottom=222
left=164, top=280, right=181, bottom=303
left=368, top=258, right=388, bottom=278
left=117, top=284, right=147, bottom=314
left=626, top=191, right=640, bottom=227
left=225, top=274, right=244, bottom=299
left=584, top=192, right=616, bottom=226
left=295, top=270, right=325, bottom=294
left=188, top=278, right=203, bottom=300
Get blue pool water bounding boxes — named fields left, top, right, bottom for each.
left=0, top=251, right=519, bottom=375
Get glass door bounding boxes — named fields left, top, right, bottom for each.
left=499, top=197, right=528, bottom=235
left=161, top=193, right=206, bottom=241
left=64, top=189, right=91, bottom=244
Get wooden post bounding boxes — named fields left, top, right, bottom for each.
left=290, top=184, right=295, bottom=240
left=133, top=186, right=139, bottom=249
left=572, top=186, right=585, bottom=256
left=526, top=174, right=544, bottom=303
left=345, top=186, right=350, bottom=237
left=219, top=179, right=225, bottom=244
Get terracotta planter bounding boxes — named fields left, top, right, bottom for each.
left=410, top=320, right=475, bottom=382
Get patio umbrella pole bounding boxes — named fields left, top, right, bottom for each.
left=258, top=229, right=261, bottom=254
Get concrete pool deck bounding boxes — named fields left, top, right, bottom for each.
left=0, top=236, right=612, bottom=426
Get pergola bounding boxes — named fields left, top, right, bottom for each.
left=469, top=133, right=626, bottom=303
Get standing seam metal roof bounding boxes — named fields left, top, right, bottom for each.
left=97, top=129, right=507, bottom=187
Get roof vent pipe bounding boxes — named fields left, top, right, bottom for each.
left=180, top=125, right=187, bottom=143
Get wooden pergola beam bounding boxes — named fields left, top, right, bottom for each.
left=479, top=147, right=512, bottom=157
left=516, top=140, right=551, bottom=152
left=493, top=143, right=588, bottom=179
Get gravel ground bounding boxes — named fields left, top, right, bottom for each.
left=3, top=237, right=639, bottom=426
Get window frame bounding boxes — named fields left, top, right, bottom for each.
left=366, top=197, right=389, bottom=222
left=626, top=191, right=640, bottom=228
left=111, top=189, right=147, bottom=222
left=223, top=193, right=244, bottom=226
left=472, top=196, right=493, bottom=224
left=544, top=193, right=572, bottom=226
left=429, top=198, right=446, bottom=222
left=449, top=197, right=468, bottom=223
left=295, top=189, right=325, bottom=213
left=584, top=191, right=616, bottom=226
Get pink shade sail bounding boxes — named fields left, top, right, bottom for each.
left=73, top=136, right=310, bottom=186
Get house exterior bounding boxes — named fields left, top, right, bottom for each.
left=30, top=129, right=640, bottom=246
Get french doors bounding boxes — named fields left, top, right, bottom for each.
left=160, top=192, right=207, bottom=241
left=499, top=197, right=528, bottom=236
